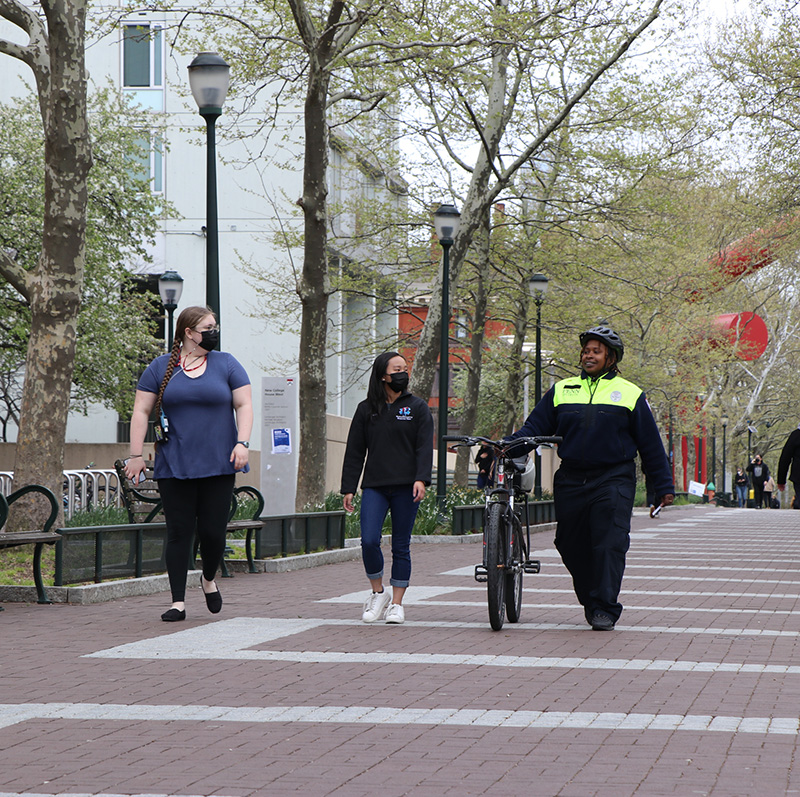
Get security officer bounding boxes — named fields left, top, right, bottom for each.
left=506, top=326, right=674, bottom=630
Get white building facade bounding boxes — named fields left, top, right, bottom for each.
left=0, top=8, right=407, bottom=459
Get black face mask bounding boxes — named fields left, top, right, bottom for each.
left=199, top=329, right=220, bottom=351
left=387, top=372, right=409, bottom=393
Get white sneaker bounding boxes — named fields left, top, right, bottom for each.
left=385, top=603, right=405, bottom=624
left=362, top=589, right=391, bottom=623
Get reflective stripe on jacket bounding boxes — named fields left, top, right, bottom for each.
left=508, top=370, right=674, bottom=498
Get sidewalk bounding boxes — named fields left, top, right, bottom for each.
left=2, top=505, right=800, bottom=795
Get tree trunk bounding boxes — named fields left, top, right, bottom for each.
left=501, top=292, right=529, bottom=436
left=295, top=65, right=332, bottom=511
left=6, top=0, right=91, bottom=528
left=410, top=8, right=510, bottom=401
left=454, top=208, right=492, bottom=487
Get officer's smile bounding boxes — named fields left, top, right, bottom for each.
left=581, top=342, right=610, bottom=376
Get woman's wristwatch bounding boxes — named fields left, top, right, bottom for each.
left=236, top=441, right=250, bottom=448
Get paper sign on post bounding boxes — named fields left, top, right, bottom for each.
left=271, top=428, right=292, bottom=454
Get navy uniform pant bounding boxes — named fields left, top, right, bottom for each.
left=553, top=461, right=636, bottom=622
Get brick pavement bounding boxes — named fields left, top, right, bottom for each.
left=2, top=505, right=800, bottom=795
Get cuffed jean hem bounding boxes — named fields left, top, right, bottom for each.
left=366, top=570, right=384, bottom=581
left=389, top=578, right=410, bottom=588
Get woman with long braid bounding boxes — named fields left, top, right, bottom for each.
left=124, top=305, right=253, bottom=622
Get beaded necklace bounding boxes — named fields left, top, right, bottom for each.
left=181, top=354, right=207, bottom=373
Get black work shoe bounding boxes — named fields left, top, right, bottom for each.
left=161, top=608, right=186, bottom=622
left=590, top=611, right=615, bottom=631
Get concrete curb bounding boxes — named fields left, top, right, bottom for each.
left=0, top=571, right=203, bottom=606
left=0, top=526, right=557, bottom=606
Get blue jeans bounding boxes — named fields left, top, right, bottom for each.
left=736, top=485, right=747, bottom=508
left=360, top=485, right=420, bottom=587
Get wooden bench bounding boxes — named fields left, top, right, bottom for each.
left=113, top=460, right=264, bottom=577
left=0, top=484, right=61, bottom=606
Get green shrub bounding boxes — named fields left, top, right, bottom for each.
left=306, top=486, right=558, bottom=537
left=65, top=505, right=129, bottom=527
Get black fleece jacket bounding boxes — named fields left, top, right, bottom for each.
left=340, top=392, right=434, bottom=494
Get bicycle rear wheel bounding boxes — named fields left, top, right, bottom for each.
left=505, top=513, right=523, bottom=623
left=484, top=502, right=506, bottom=631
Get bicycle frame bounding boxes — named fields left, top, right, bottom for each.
left=441, top=433, right=560, bottom=630
left=480, top=453, right=535, bottom=577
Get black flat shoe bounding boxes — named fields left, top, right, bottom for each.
left=161, top=608, right=186, bottom=622
left=201, top=581, right=223, bottom=614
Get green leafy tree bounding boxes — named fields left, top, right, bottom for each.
left=0, top=90, right=166, bottom=438
left=181, top=0, right=473, bottom=508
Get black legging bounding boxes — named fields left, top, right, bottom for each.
left=158, top=474, right=235, bottom=602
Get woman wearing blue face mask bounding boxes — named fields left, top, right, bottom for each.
left=341, top=351, right=434, bottom=625
left=124, top=305, right=253, bottom=622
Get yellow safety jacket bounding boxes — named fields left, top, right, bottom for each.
left=509, top=370, right=673, bottom=496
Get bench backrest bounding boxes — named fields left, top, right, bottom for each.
left=114, top=459, right=265, bottom=524
left=230, top=485, right=265, bottom=521
left=113, top=459, right=164, bottom=523
left=0, top=484, right=59, bottom=533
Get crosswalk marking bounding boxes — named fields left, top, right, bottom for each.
left=0, top=702, right=797, bottom=735
left=86, top=616, right=800, bottom=664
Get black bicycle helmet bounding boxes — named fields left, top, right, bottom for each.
left=579, top=325, right=624, bottom=363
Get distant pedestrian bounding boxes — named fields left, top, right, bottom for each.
left=763, top=476, right=775, bottom=509
left=746, top=455, right=770, bottom=509
left=777, top=425, right=800, bottom=508
left=341, top=352, right=434, bottom=625
left=734, top=467, right=749, bottom=508
left=475, top=444, right=495, bottom=489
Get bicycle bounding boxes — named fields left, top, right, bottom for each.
left=443, top=434, right=561, bottom=631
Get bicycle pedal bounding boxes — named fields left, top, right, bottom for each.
left=474, top=564, right=488, bottom=583
left=523, top=559, right=541, bottom=574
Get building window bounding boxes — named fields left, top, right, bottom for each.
left=122, top=21, right=164, bottom=111
left=129, top=132, right=164, bottom=194
left=455, top=312, right=469, bottom=339
left=123, top=23, right=163, bottom=88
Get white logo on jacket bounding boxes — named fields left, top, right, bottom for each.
left=610, top=390, right=622, bottom=402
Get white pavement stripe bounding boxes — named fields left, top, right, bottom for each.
left=85, top=617, right=800, bottom=665
left=428, top=571, right=800, bottom=592
left=523, top=552, right=800, bottom=569
left=626, top=564, right=800, bottom=573
left=0, top=702, right=797, bottom=736
left=520, top=603, right=800, bottom=616
left=444, top=554, right=800, bottom=576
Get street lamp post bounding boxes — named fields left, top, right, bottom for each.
left=721, top=415, right=728, bottom=495
left=711, top=423, right=716, bottom=491
left=158, top=270, right=184, bottom=350
left=529, top=273, right=548, bottom=499
left=188, top=52, right=230, bottom=333
left=433, top=203, right=461, bottom=514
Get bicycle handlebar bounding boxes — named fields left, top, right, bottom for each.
left=442, top=434, right=562, bottom=449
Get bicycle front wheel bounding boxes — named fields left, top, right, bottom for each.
left=505, top=513, right=523, bottom=623
left=484, top=502, right=506, bottom=631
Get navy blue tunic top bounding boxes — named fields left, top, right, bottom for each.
left=138, top=351, right=250, bottom=480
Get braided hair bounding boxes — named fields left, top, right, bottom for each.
left=154, top=305, right=215, bottom=422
